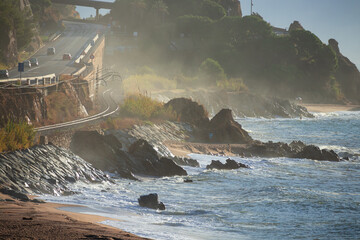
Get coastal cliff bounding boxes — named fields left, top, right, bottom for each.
left=0, top=80, right=93, bottom=127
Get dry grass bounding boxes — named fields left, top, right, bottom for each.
left=0, top=120, right=35, bottom=153
left=120, top=93, right=177, bottom=121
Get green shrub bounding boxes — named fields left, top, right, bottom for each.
left=0, top=120, right=35, bottom=153
left=120, top=93, right=177, bottom=120
left=198, top=58, right=226, bottom=85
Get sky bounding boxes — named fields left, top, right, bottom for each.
left=76, top=0, right=360, bottom=68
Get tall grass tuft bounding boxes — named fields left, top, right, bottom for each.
left=120, top=93, right=177, bottom=121
left=0, top=120, right=36, bottom=153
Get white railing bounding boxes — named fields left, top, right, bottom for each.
left=0, top=73, right=57, bottom=86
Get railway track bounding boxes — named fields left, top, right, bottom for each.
left=35, top=88, right=119, bottom=133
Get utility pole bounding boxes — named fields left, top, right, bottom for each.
left=251, top=0, right=253, bottom=15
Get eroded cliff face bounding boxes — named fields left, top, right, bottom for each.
left=0, top=88, right=44, bottom=126
left=0, top=80, right=93, bottom=127
left=329, top=39, right=360, bottom=103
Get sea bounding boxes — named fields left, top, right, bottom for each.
left=42, top=111, right=360, bottom=239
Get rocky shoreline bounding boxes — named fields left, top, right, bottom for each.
left=0, top=144, right=111, bottom=196
left=0, top=98, right=345, bottom=197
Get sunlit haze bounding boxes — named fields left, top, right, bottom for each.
left=76, top=0, right=360, bottom=68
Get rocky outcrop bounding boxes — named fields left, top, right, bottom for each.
left=155, top=91, right=313, bottom=118
left=70, top=131, right=187, bottom=180
left=329, top=38, right=360, bottom=103
left=294, top=145, right=340, bottom=162
left=0, top=144, right=110, bottom=195
left=230, top=140, right=341, bottom=162
left=289, top=21, right=304, bottom=31
left=0, top=80, right=92, bottom=127
left=206, top=159, right=248, bottom=170
left=138, top=193, right=165, bottom=210
left=0, top=88, right=45, bottom=127
left=165, top=98, right=209, bottom=127
left=207, top=109, right=253, bottom=144
left=163, top=98, right=253, bottom=143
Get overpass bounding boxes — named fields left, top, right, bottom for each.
left=52, top=0, right=114, bottom=19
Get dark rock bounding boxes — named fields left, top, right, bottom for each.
left=208, top=109, right=253, bottom=144
left=64, top=176, right=76, bottom=183
left=294, top=145, right=340, bottom=162
left=289, top=141, right=306, bottom=152
left=138, top=193, right=165, bottom=210
left=158, top=202, right=166, bottom=210
left=154, top=157, right=187, bottom=177
left=165, top=98, right=210, bottom=128
left=47, top=178, right=57, bottom=185
left=172, top=157, right=200, bottom=167
left=71, top=131, right=187, bottom=179
left=206, top=159, right=249, bottom=170
left=22, top=217, right=33, bottom=220
left=62, top=190, right=77, bottom=196
left=0, top=188, right=29, bottom=201
left=30, top=199, right=45, bottom=203
left=184, top=179, right=193, bottom=183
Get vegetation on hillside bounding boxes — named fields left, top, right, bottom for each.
left=0, top=0, right=78, bottom=67
left=0, top=120, right=35, bottom=153
left=120, top=93, right=177, bottom=121
left=0, top=0, right=33, bottom=64
left=109, top=0, right=359, bottom=103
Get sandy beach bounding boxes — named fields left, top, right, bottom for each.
left=0, top=193, right=149, bottom=240
left=301, top=103, right=360, bottom=113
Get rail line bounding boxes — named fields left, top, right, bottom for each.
left=35, top=88, right=119, bottom=132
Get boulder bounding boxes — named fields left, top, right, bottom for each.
left=164, top=98, right=210, bottom=128
left=208, top=109, right=253, bottom=144
left=206, top=159, right=249, bottom=170
left=138, top=193, right=165, bottom=210
left=71, top=132, right=187, bottom=179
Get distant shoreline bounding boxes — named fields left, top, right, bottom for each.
left=300, top=104, right=360, bottom=113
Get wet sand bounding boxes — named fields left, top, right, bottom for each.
left=0, top=193, right=150, bottom=240
left=301, top=103, right=360, bottom=113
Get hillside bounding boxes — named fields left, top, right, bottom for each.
left=107, top=0, right=360, bottom=104
left=0, top=0, right=78, bottom=68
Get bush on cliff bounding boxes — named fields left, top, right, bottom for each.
left=198, top=58, right=226, bottom=86
left=0, top=120, right=35, bottom=152
left=120, top=93, right=177, bottom=120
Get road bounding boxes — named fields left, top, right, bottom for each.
left=9, top=21, right=105, bottom=78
